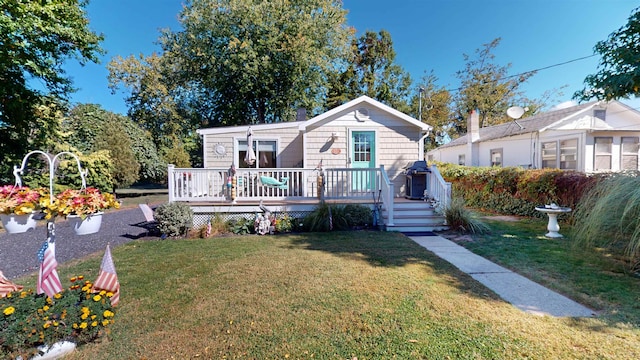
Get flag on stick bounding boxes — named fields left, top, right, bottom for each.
left=0, top=271, right=23, bottom=298
left=36, top=241, right=62, bottom=298
left=92, top=244, right=120, bottom=306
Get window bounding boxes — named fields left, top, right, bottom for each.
left=238, top=139, right=277, bottom=168
left=559, top=139, right=577, bottom=169
left=490, top=148, right=502, bottom=167
left=621, top=137, right=639, bottom=170
left=541, top=141, right=557, bottom=168
left=542, top=138, right=578, bottom=169
left=458, top=154, right=465, bottom=166
left=594, top=109, right=606, bottom=121
left=594, top=137, right=613, bottom=170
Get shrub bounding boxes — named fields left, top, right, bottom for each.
left=228, top=217, right=253, bottom=235
left=343, top=204, right=372, bottom=227
left=444, top=197, right=490, bottom=234
left=154, top=202, right=193, bottom=237
left=304, top=202, right=349, bottom=232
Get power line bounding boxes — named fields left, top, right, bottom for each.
left=444, top=54, right=599, bottom=93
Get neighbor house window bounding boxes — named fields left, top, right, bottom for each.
left=621, top=137, right=639, bottom=170
left=559, top=139, right=577, bottom=169
left=238, top=139, right=277, bottom=168
left=541, top=141, right=557, bottom=168
left=458, top=154, right=465, bottom=166
left=594, top=109, right=606, bottom=121
left=542, top=138, right=578, bottom=169
left=490, top=148, right=503, bottom=167
left=594, top=137, right=613, bottom=171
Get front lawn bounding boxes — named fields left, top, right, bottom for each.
left=15, top=230, right=638, bottom=359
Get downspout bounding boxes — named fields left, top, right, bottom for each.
left=419, top=130, right=431, bottom=161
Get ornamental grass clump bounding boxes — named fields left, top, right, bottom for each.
left=444, top=197, right=490, bottom=234
left=0, top=276, right=116, bottom=359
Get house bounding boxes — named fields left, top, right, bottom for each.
left=168, top=96, right=451, bottom=232
left=427, top=100, right=640, bottom=172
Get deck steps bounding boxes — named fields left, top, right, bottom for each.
left=382, top=200, right=447, bottom=232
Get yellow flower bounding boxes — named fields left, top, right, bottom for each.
left=93, top=294, right=102, bottom=302
left=81, top=313, right=89, bottom=320
left=54, top=293, right=62, bottom=299
left=73, top=323, right=78, bottom=329
left=6, top=293, right=11, bottom=298
left=81, top=306, right=90, bottom=314
left=106, top=291, right=114, bottom=297
left=91, top=315, right=97, bottom=320
left=43, top=322, right=51, bottom=329
left=42, top=305, right=49, bottom=311
left=102, top=319, right=110, bottom=326
left=91, top=321, right=98, bottom=327
left=103, top=310, right=114, bottom=318
left=79, top=322, right=88, bottom=329
left=99, top=290, right=106, bottom=296
left=3, top=306, right=15, bottom=315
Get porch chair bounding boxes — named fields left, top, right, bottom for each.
left=135, top=203, right=158, bottom=236
left=259, top=175, right=289, bottom=190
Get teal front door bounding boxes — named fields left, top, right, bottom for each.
left=351, top=131, right=376, bottom=192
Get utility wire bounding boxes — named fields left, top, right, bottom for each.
left=445, top=54, right=599, bottom=93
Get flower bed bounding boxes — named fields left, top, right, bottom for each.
left=0, top=276, right=116, bottom=359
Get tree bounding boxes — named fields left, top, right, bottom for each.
left=576, top=6, right=640, bottom=101
left=111, top=0, right=352, bottom=130
left=453, top=38, right=536, bottom=130
left=64, top=104, right=166, bottom=184
left=410, top=72, right=453, bottom=150
left=0, top=0, right=103, bottom=181
left=326, top=30, right=412, bottom=112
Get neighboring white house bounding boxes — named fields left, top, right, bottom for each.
left=427, top=100, right=640, bottom=173
left=197, top=95, right=433, bottom=196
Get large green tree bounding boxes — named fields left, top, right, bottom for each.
left=326, top=30, right=412, bottom=112
left=0, top=0, right=103, bottom=181
left=576, top=6, right=640, bottom=101
left=110, top=0, right=352, bottom=131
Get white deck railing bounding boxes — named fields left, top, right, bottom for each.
left=427, top=164, right=452, bottom=209
left=167, top=164, right=451, bottom=227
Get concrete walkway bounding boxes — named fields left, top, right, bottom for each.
left=410, top=235, right=595, bottom=318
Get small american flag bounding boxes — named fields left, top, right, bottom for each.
left=0, top=271, right=23, bottom=298
left=36, top=241, right=62, bottom=298
left=92, top=244, right=120, bottom=306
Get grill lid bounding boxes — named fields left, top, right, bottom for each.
left=405, top=160, right=428, bottom=172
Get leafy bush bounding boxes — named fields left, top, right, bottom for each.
left=228, top=217, right=253, bottom=235
left=444, top=197, right=490, bottom=234
left=304, top=202, right=349, bottom=232
left=154, top=202, right=193, bottom=237
left=343, top=204, right=372, bottom=227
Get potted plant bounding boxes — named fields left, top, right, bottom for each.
left=0, top=275, right=116, bottom=359
left=0, top=186, right=46, bottom=233
left=44, top=187, right=120, bottom=235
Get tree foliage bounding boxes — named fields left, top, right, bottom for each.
left=453, top=38, right=537, bottom=130
left=110, top=0, right=352, bottom=131
left=326, top=30, right=412, bottom=112
left=64, top=104, right=166, bottom=185
left=576, top=6, right=640, bottom=101
left=411, top=72, right=453, bottom=149
left=0, top=0, right=103, bottom=181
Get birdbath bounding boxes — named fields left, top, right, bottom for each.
left=535, top=204, right=572, bottom=238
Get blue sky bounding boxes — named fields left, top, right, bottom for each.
left=65, top=0, right=640, bottom=115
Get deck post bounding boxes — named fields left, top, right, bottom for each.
left=168, top=164, right=175, bottom=202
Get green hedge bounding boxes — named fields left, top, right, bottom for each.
left=435, top=163, right=602, bottom=217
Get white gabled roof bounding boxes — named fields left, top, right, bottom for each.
left=298, top=95, right=432, bottom=132
left=196, top=95, right=432, bottom=135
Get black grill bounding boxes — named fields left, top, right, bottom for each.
left=405, top=161, right=430, bottom=200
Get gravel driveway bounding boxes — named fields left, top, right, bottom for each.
left=0, top=208, right=151, bottom=279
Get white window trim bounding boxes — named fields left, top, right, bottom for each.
left=234, top=137, right=280, bottom=169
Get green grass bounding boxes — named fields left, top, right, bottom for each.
left=456, top=216, right=640, bottom=326
left=12, top=230, right=640, bottom=359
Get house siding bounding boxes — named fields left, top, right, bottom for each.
left=202, top=126, right=302, bottom=168
left=304, top=108, right=423, bottom=196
